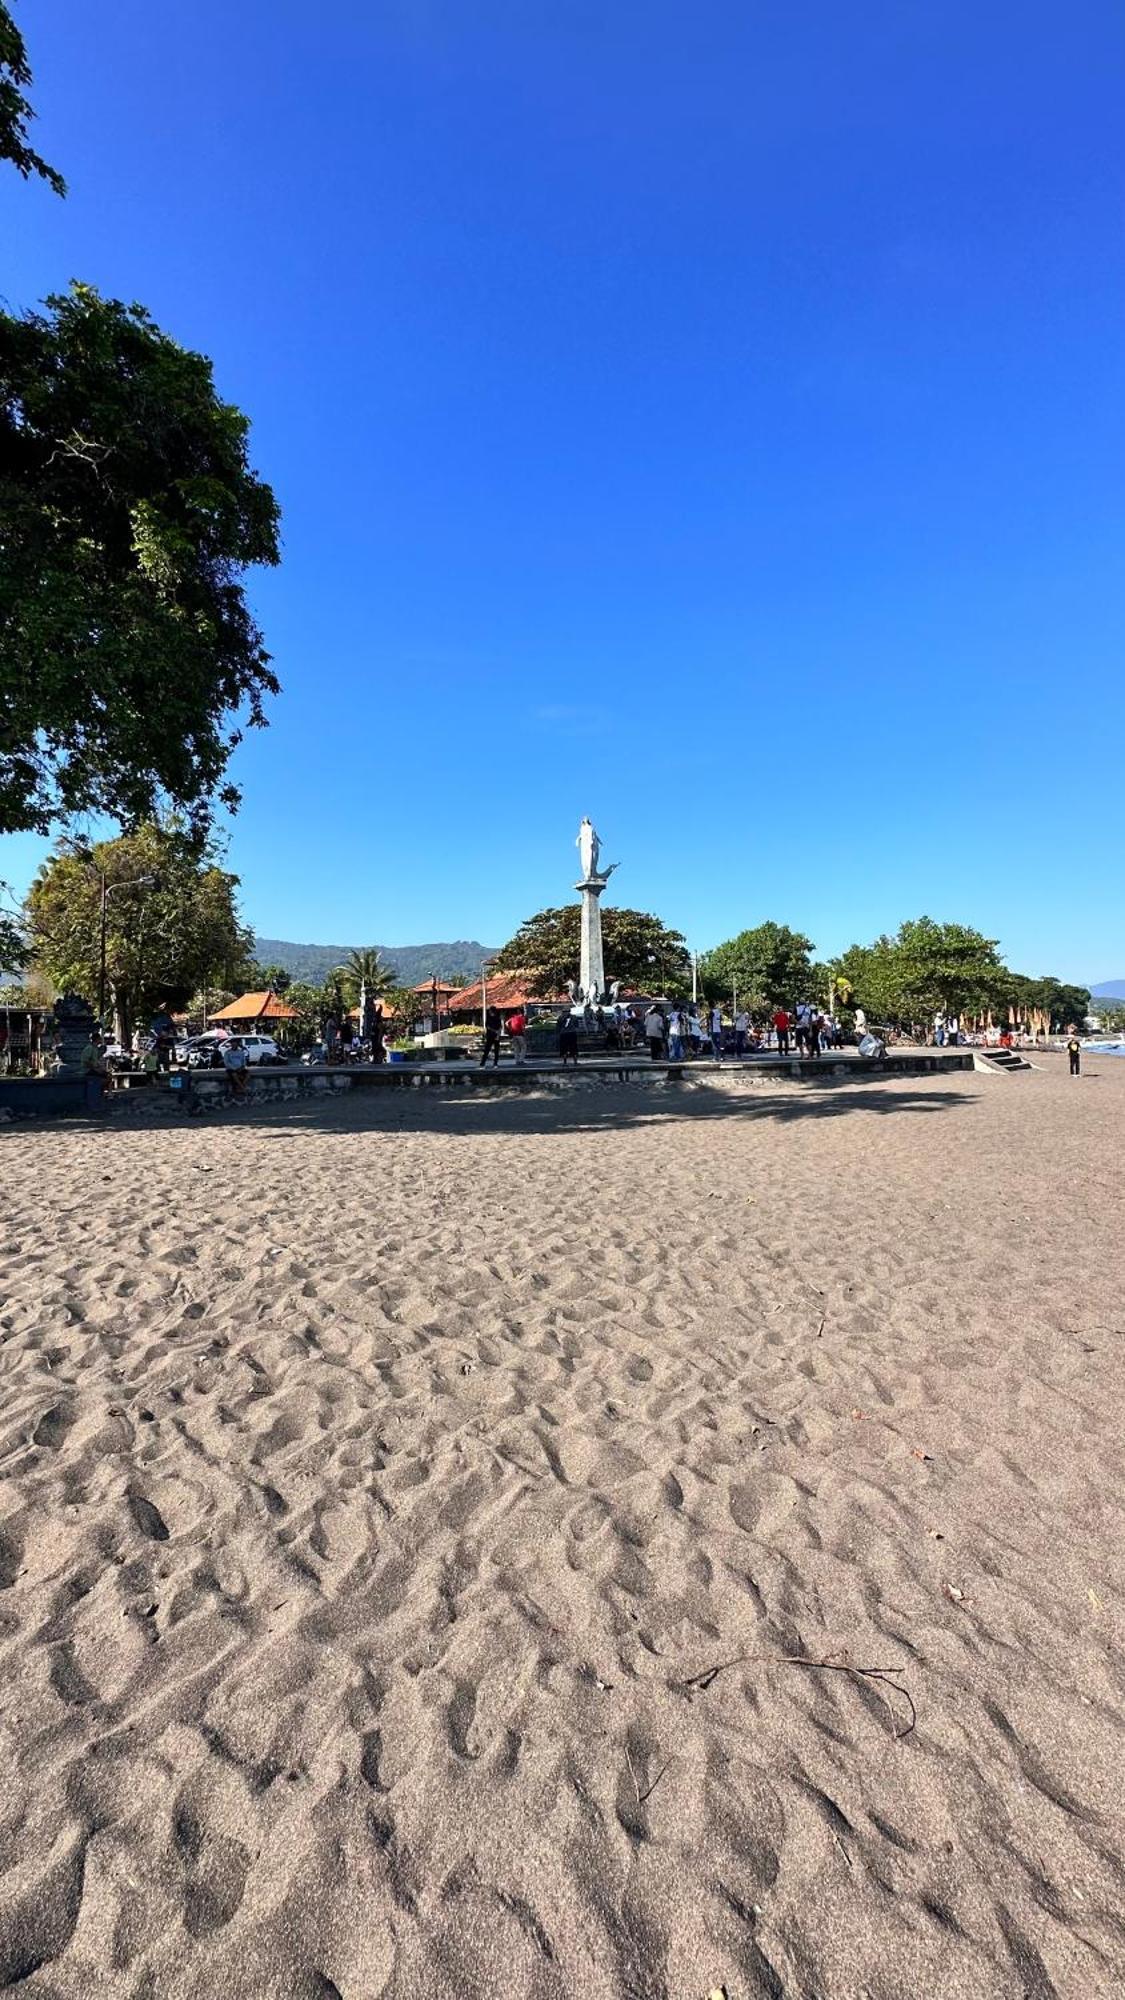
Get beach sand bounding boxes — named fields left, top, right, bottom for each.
left=1, top=1059, right=1123, bottom=1998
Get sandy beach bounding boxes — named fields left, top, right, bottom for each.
left=1, top=1058, right=1123, bottom=1999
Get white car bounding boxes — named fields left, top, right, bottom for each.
left=179, top=1032, right=286, bottom=1068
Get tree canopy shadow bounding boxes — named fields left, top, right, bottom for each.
left=34, top=1072, right=981, bottom=1145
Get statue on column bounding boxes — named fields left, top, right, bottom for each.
left=577, top=816, right=617, bottom=884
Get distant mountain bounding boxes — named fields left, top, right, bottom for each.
left=252, top=936, right=499, bottom=988
left=1091, top=980, right=1125, bottom=1001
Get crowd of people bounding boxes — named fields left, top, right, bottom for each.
left=474, top=998, right=852, bottom=1067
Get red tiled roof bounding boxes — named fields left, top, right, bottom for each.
left=446, top=972, right=567, bottom=1012
left=209, top=989, right=301, bottom=1021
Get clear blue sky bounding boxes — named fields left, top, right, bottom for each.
left=3, top=1, right=1123, bottom=978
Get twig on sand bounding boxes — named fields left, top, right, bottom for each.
left=624, top=1743, right=641, bottom=1806
left=675, top=1651, right=917, bottom=1739
left=639, top=1757, right=672, bottom=1805
left=625, top=1744, right=672, bottom=1808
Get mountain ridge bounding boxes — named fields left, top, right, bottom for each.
left=252, top=936, right=499, bottom=988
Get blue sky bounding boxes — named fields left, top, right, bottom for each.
left=3, top=1, right=1123, bottom=978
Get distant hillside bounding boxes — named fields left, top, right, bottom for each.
left=1091, top=980, right=1125, bottom=1001
left=252, top=937, right=498, bottom=988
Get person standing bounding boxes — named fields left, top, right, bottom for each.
left=1068, top=1034, right=1081, bottom=1076
left=370, top=1005, right=385, bottom=1062
left=854, top=1006, right=866, bottom=1041
left=709, top=1002, right=724, bottom=1060
left=480, top=1005, right=502, bottom=1067
left=507, top=1008, right=528, bottom=1064
left=80, top=1031, right=108, bottom=1114
left=794, top=1001, right=811, bottom=1056
left=734, top=1008, right=750, bottom=1056
left=667, top=1006, right=684, bottom=1060
left=933, top=1010, right=946, bottom=1047
left=772, top=1005, right=790, bottom=1055
left=644, top=1004, right=665, bottom=1060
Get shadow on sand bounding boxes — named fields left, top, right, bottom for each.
left=40, top=1074, right=979, bottom=1145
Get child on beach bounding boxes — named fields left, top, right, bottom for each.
left=1067, top=1036, right=1081, bottom=1076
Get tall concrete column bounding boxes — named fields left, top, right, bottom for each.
left=577, top=874, right=606, bottom=1000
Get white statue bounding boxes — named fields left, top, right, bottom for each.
left=577, top=816, right=617, bottom=882
left=577, top=816, right=599, bottom=879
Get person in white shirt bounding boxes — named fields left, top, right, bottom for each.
left=709, top=1004, right=724, bottom=1059
left=644, top=1006, right=665, bottom=1060
left=667, top=1008, right=684, bottom=1060
left=734, top=1009, right=750, bottom=1056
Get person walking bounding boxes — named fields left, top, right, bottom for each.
left=644, top=1004, right=665, bottom=1060
left=709, top=1002, right=724, bottom=1060
left=794, top=1001, right=811, bottom=1056
left=772, top=1005, right=790, bottom=1055
left=557, top=1009, right=579, bottom=1068
left=480, top=1004, right=502, bottom=1067
left=734, top=1008, right=750, bottom=1056
left=507, top=1008, right=528, bottom=1064
left=1068, top=1034, right=1081, bottom=1076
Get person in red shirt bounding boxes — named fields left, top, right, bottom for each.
left=506, top=1010, right=528, bottom=1065
left=772, top=1006, right=790, bottom=1055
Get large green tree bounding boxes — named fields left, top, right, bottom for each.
left=251, top=962, right=293, bottom=994
left=0, top=2, right=64, bottom=194
left=493, top=905, right=691, bottom=997
left=833, top=937, right=907, bottom=1022
left=25, top=822, right=254, bottom=1041
left=836, top=918, right=1008, bottom=1024
left=699, top=921, right=814, bottom=1011
left=1, top=283, right=280, bottom=837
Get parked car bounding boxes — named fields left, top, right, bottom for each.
left=177, top=1032, right=227, bottom=1069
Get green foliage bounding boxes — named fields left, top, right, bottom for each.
left=835, top=920, right=1002, bottom=1022
left=0, top=2, right=64, bottom=194
left=1094, top=1001, right=1125, bottom=1034
left=25, top=821, right=254, bottom=1038
left=336, top=947, right=397, bottom=1007
left=833, top=920, right=1086, bottom=1030
left=0, top=283, right=280, bottom=836
left=699, top=922, right=815, bottom=1011
left=0, top=894, right=24, bottom=973
left=1005, top=973, right=1091, bottom=1032
left=381, top=985, right=420, bottom=1034
left=251, top=963, right=292, bottom=993
left=833, top=936, right=908, bottom=1023
left=493, top=905, right=691, bottom=997
left=281, top=981, right=325, bottom=1035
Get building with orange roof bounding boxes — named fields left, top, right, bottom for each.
left=208, top=989, right=302, bottom=1026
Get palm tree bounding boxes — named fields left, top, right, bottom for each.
left=337, top=946, right=396, bottom=1006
